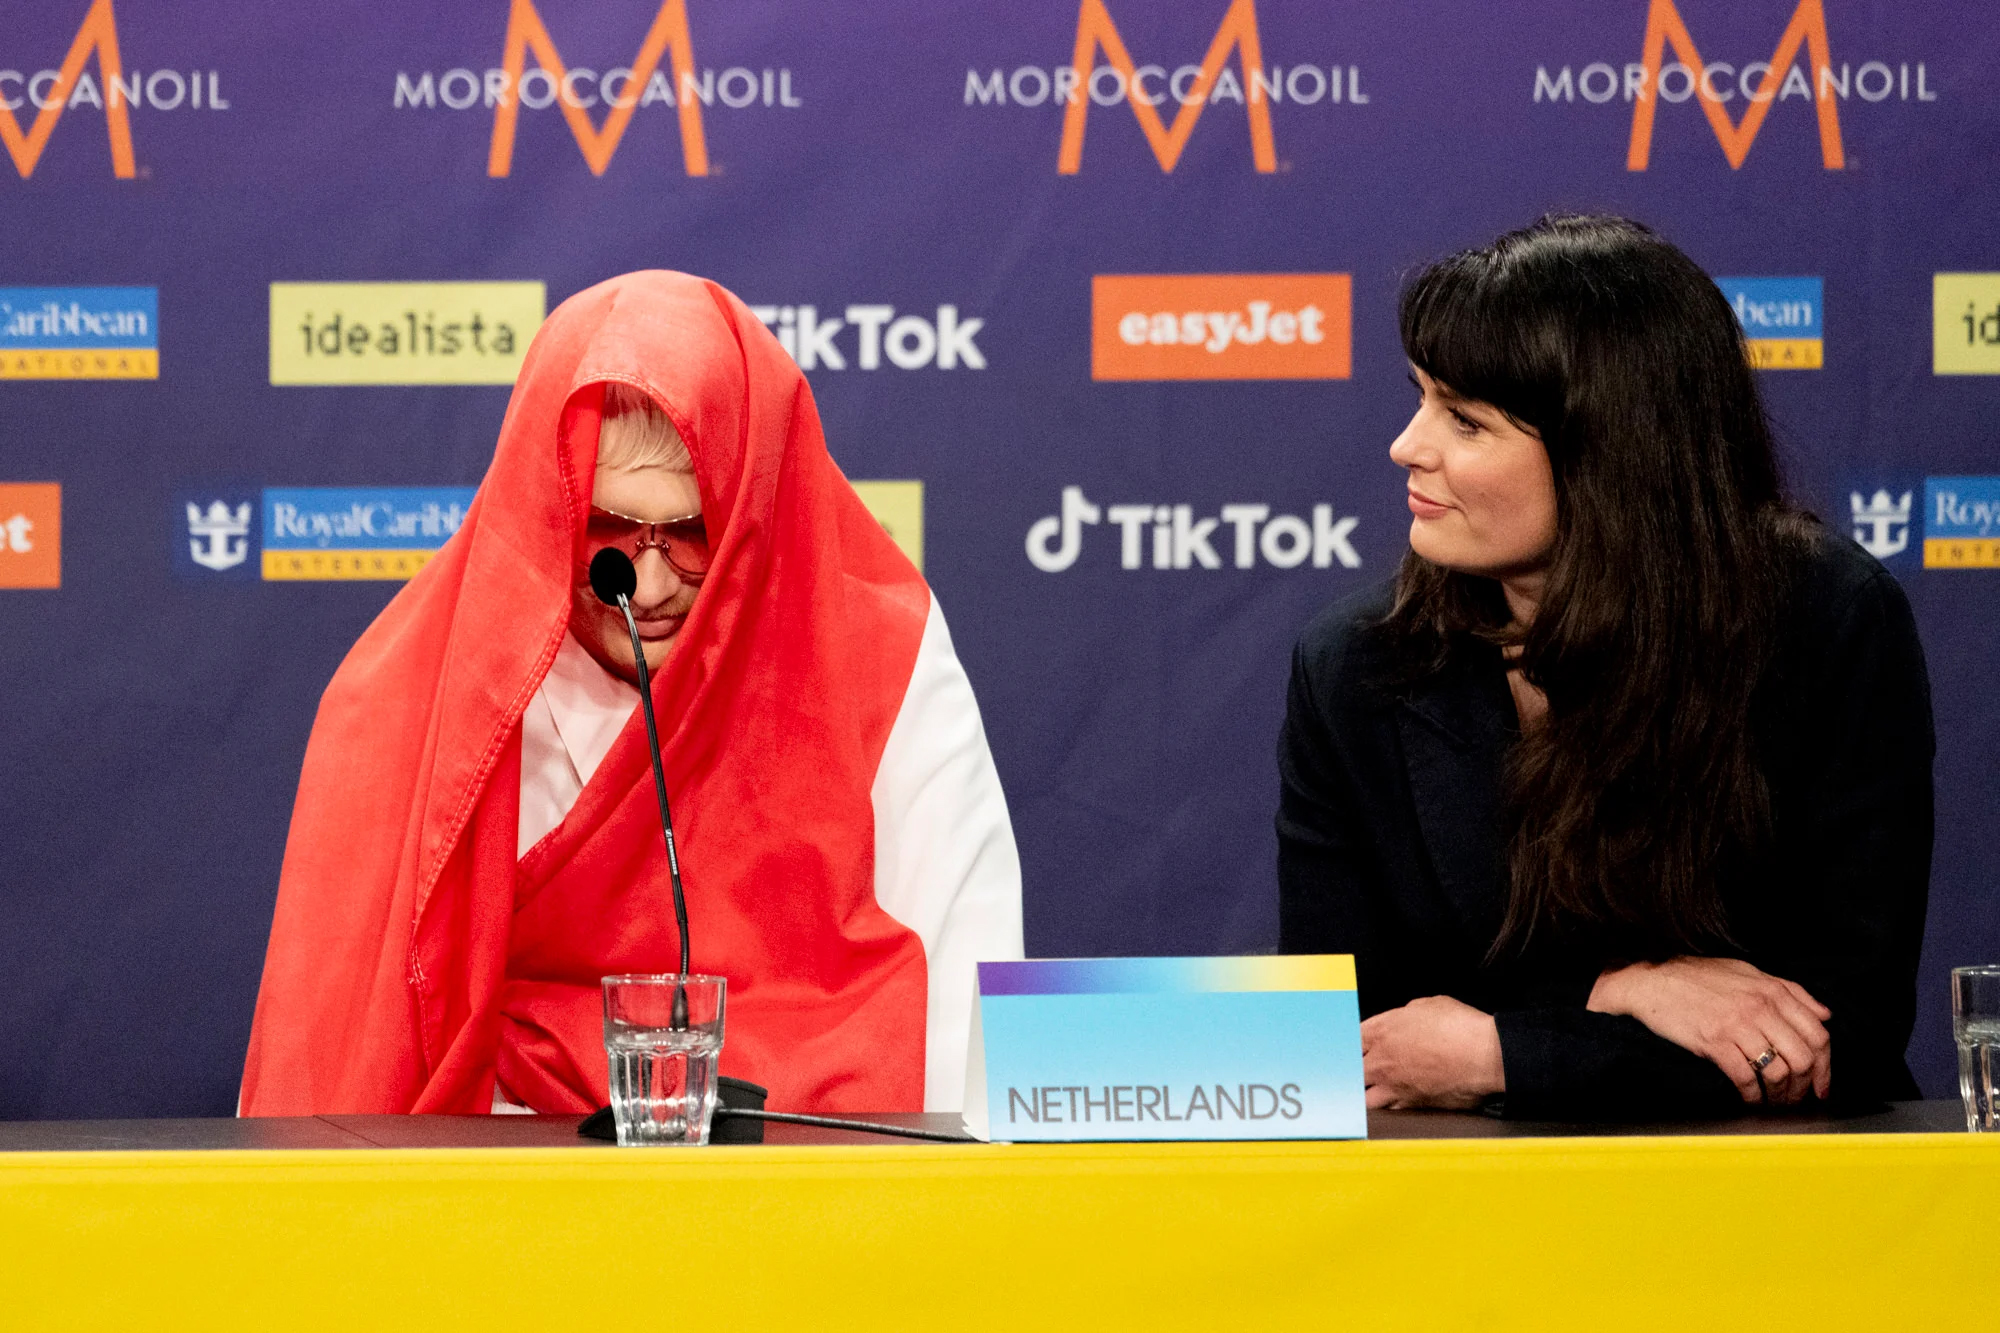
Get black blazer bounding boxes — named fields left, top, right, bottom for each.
left=1277, top=532, right=1934, bottom=1119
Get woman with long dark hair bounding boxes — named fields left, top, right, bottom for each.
left=1278, top=215, right=1933, bottom=1119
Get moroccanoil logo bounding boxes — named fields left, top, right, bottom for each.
left=1092, top=275, right=1350, bottom=382
left=269, top=282, right=545, bottom=386
left=0, top=286, right=156, bottom=379
left=1531, top=0, right=1937, bottom=170
left=392, top=0, right=801, bottom=178
left=1, top=0, right=230, bottom=180
left=965, top=0, right=1367, bottom=175
left=1934, top=274, right=2000, bottom=376
left=1717, top=277, right=1822, bottom=369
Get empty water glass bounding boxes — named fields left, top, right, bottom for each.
left=603, top=974, right=726, bottom=1146
left=1953, top=965, right=2000, bottom=1132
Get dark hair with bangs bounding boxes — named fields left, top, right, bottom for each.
left=1385, top=213, right=1816, bottom=958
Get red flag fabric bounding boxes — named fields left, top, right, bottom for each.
left=240, top=271, right=932, bottom=1115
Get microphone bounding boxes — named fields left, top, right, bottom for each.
left=590, top=547, right=691, bottom=1028
left=578, top=550, right=974, bottom=1148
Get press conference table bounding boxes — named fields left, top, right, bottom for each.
left=1, top=1102, right=1989, bottom=1329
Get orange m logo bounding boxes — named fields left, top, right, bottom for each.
left=1628, top=0, right=1844, bottom=170
left=487, top=0, right=707, bottom=177
left=1058, top=0, right=1276, bottom=174
left=0, top=0, right=134, bottom=179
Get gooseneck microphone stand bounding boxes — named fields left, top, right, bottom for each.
left=590, top=547, right=691, bottom=1029
left=577, top=548, right=975, bottom=1146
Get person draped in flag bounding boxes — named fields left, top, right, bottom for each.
left=240, top=271, right=1023, bottom=1117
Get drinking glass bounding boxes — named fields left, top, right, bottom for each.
left=602, top=974, right=726, bottom=1146
left=1953, top=965, right=2000, bottom=1132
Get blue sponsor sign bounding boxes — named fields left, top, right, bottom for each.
left=962, top=955, right=1366, bottom=1142
left=1716, top=277, right=1823, bottom=339
left=0, top=287, right=158, bottom=349
left=260, top=486, right=476, bottom=581
left=1924, top=476, right=2000, bottom=569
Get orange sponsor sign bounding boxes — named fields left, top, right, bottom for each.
left=1092, top=273, right=1350, bottom=381
left=0, top=483, right=61, bottom=588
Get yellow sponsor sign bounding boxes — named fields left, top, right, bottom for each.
left=1924, top=538, right=2000, bottom=569
left=262, top=549, right=442, bottom=581
left=1746, top=338, right=1822, bottom=370
left=852, top=480, right=923, bottom=573
left=1934, top=273, right=2000, bottom=375
left=0, top=347, right=156, bottom=379
left=270, top=282, right=544, bottom=385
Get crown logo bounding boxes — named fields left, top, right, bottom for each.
left=1849, top=489, right=1911, bottom=560
left=187, top=500, right=252, bottom=571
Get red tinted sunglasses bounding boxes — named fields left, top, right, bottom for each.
left=585, top=504, right=711, bottom=581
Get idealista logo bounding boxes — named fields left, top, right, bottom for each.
left=1933, top=274, right=2000, bottom=376
left=260, top=488, right=476, bottom=582
left=1, top=0, right=229, bottom=180
left=1532, top=0, right=1936, bottom=170
left=1923, top=477, right=2000, bottom=570
left=392, top=0, right=799, bottom=178
left=269, top=282, right=545, bottom=386
left=1027, top=486, right=1359, bottom=573
left=1717, top=277, right=1821, bottom=370
left=0, top=482, right=61, bottom=589
left=747, top=303, right=985, bottom=372
left=1093, top=274, right=1350, bottom=381
left=0, top=286, right=156, bottom=379
left=965, top=0, right=1367, bottom=174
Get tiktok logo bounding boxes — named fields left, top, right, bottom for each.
left=1026, top=485, right=1360, bottom=573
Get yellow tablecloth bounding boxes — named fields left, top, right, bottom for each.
left=3, top=1132, right=1992, bottom=1329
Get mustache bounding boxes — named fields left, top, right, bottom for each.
left=627, top=586, right=699, bottom=620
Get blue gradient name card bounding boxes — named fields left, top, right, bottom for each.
left=961, top=955, right=1365, bottom=1142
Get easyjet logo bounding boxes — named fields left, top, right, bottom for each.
left=0, top=483, right=61, bottom=589
left=392, top=0, right=802, bottom=177
left=1, top=0, right=230, bottom=180
left=1092, top=275, right=1351, bottom=382
left=965, top=0, right=1367, bottom=175
left=1532, top=0, right=1937, bottom=170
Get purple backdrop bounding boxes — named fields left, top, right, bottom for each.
left=1, top=0, right=1994, bottom=1116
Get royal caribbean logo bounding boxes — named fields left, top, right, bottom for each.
left=0, top=287, right=156, bottom=379
left=1532, top=0, right=1936, bottom=171
left=1027, top=486, right=1359, bottom=572
left=1, top=0, right=230, bottom=180
left=965, top=0, right=1367, bottom=174
left=1093, top=274, right=1351, bottom=381
left=0, top=482, right=60, bottom=589
left=1849, top=486, right=1912, bottom=562
left=269, top=282, right=544, bottom=386
left=1933, top=274, right=2000, bottom=376
left=261, top=487, right=476, bottom=581
left=1924, top=477, right=2000, bottom=570
left=392, top=0, right=799, bottom=178
left=1717, top=277, right=1821, bottom=370
left=172, top=487, right=258, bottom=580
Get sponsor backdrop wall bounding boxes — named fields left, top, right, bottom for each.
left=1, top=0, right=1995, bottom=1116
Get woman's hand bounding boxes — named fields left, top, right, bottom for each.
left=1360, top=995, right=1505, bottom=1110
left=1588, top=957, right=1832, bottom=1106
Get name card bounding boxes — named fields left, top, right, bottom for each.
left=961, top=955, right=1365, bottom=1142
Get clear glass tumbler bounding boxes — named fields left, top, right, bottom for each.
left=602, top=974, right=726, bottom=1146
left=1953, top=965, right=2000, bottom=1132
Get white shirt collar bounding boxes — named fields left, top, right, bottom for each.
left=540, top=631, right=639, bottom=791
